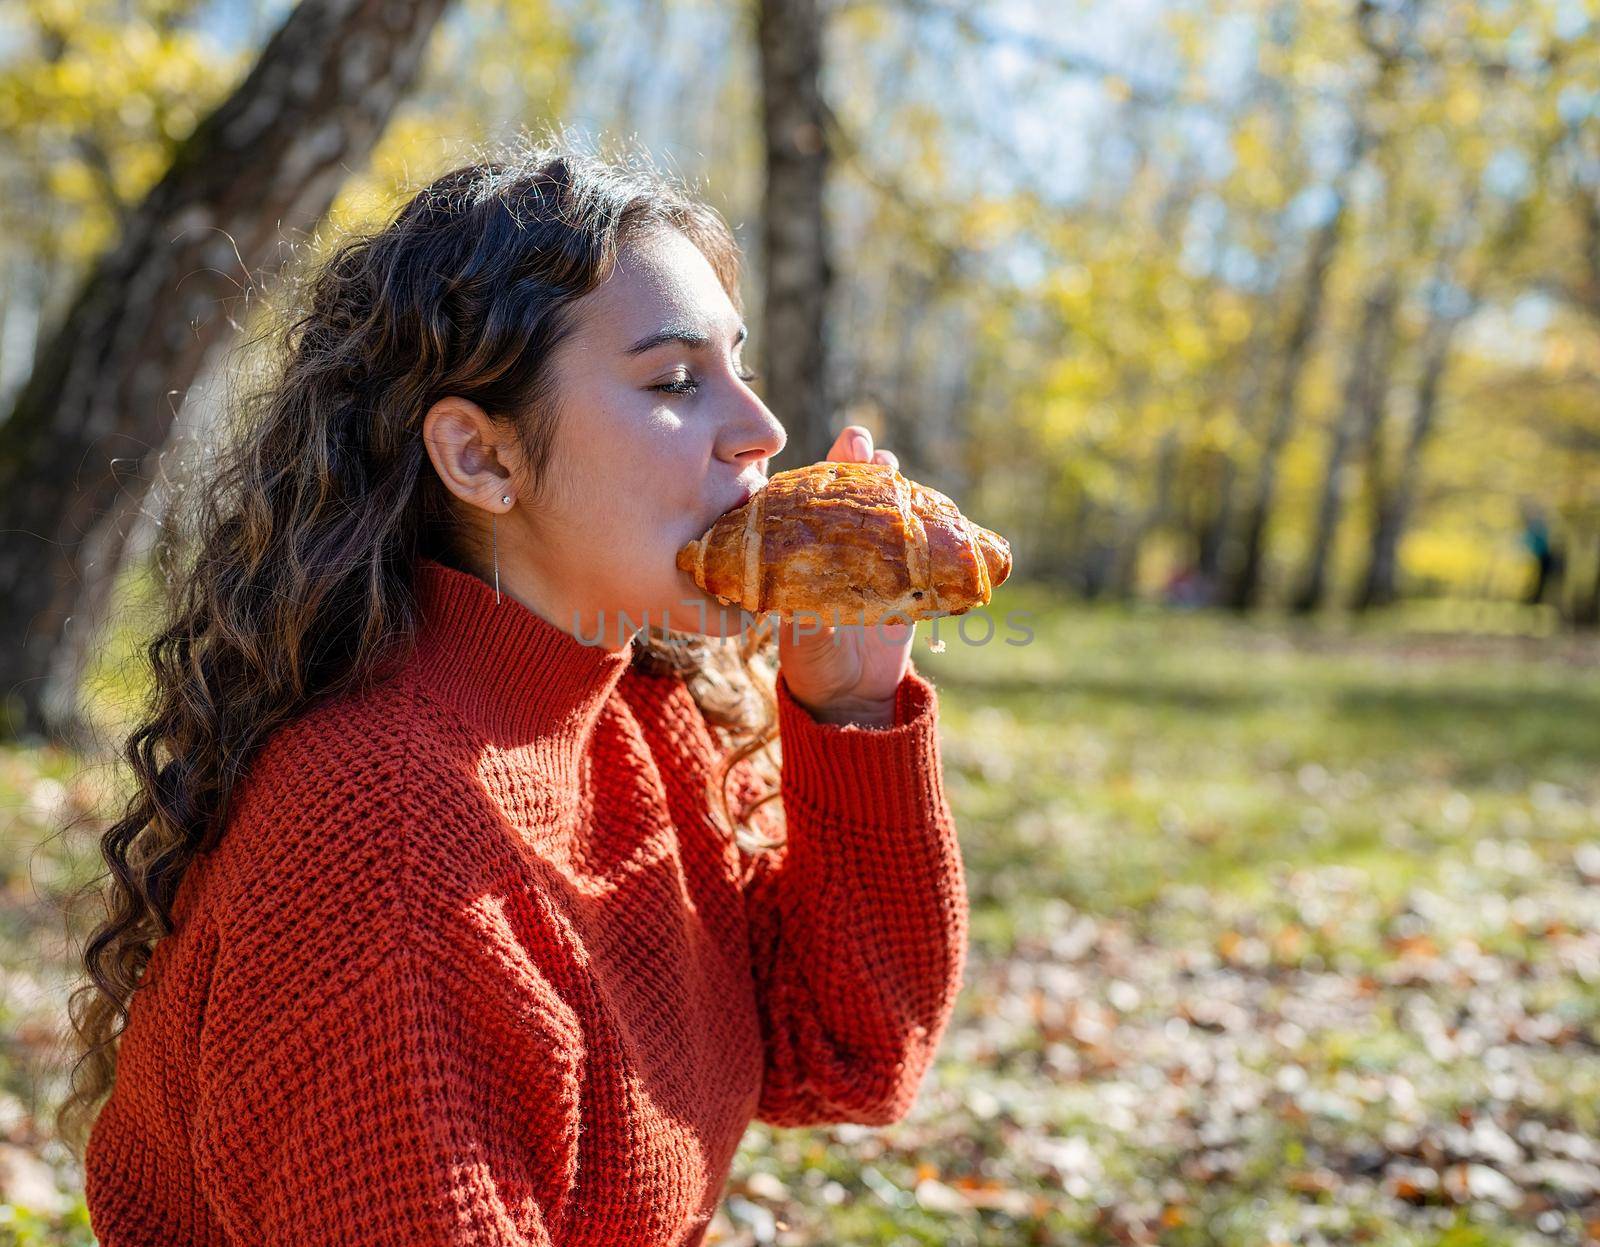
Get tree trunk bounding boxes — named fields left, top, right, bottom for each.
left=1221, top=0, right=1405, bottom=615
left=1572, top=537, right=1600, bottom=629
left=1198, top=320, right=1278, bottom=585
left=1036, top=486, right=1089, bottom=588
left=0, top=0, right=454, bottom=740
left=1353, top=289, right=1470, bottom=611
left=1291, top=273, right=1400, bottom=614
left=1111, top=431, right=1179, bottom=600
left=757, top=0, right=834, bottom=471
left=1222, top=164, right=1356, bottom=612
left=1195, top=450, right=1236, bottom=584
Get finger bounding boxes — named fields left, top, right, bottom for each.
left=826, top=425, right=873, bottom=463
left=872, top=448, right=899, bottom=472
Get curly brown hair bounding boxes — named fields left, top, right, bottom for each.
left=55, top=132, right=785, bottom=1156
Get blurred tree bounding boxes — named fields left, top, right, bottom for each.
left=1221, top=0, right=1407, bottom=612
left=1544, top=55, right=1600, bottom=625
left=0, top=0, right=455, bottom=740
left=1353, top=216, right=1485, bottom=612
left=1290, top=110, right=1404, bottom=617
left=0, top=0, right=244, bottom=410
left=1350, top=0, right=1582, bottom=613
left=1, top=0, right=1595, bottom=670
left=820, top=2, right=992, bottom=491
left=1294, top=269, right=1401, bottom=614
left=939, top=0, right=1598, bottom=621
left=1221, top=126, right=1363, bottom=611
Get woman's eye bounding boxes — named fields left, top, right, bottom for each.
left=651, top=367, right=760, bottom=395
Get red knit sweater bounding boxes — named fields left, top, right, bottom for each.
left=83, top=557, right=969, bottom=1246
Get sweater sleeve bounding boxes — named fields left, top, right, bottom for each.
left=738, top=661, right=970, bottom=1129
left=191, top=865, right=584, bottom=1244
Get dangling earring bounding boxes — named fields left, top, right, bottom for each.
left=494, top=493, right=512, bottom=604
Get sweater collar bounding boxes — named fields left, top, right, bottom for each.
left=410, top=557, right=636, bottom=750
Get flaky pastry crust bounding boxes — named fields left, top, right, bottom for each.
left=675, top=461, right=1012, bottom=625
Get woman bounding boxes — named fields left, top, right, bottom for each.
left=64, top=138, right=969, bottom=1247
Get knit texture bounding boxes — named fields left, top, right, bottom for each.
left=83, top=556, right=969, bottom=1247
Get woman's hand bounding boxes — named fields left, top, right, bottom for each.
left=774, top=425, right=914, bottom=727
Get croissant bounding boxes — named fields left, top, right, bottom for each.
left=676, top=460, right=1012, bottom=626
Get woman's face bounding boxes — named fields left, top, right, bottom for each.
left=456, top=227, right=787, bottom=647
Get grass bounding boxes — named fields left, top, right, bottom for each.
left=3, top=580, right=1598, bottom=1245
left=926, top=584, right=1599, bottom=923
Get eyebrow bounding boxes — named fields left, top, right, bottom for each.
left=624, top=323, right=748, bottom=356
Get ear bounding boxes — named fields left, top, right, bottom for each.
left=422, top=396, right=521, bottom=511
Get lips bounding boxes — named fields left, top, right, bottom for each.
left=723, top=477, right=764, bottom=519
left=692, top=479, right=765, bottom=546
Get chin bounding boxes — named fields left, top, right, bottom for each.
left=654, top=576, right=749, bottom=638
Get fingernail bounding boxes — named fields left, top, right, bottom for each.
left=851, top=433, right=870, bottom=458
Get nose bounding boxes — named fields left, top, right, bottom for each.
left=718, top=383, right=787, bottom=466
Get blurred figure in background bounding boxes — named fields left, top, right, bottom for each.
left=1519, top=500, right=1564, bottom=607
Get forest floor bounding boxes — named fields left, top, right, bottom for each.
left=2, top=585, right=1598, bottom=1245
